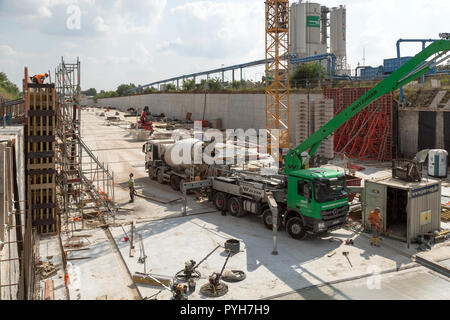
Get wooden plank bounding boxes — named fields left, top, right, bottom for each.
left=132, top=273, right=171, bottom=287
left=27, top=163, right=55, bottom=170
left=30, top=183, right=56, bottom=191
left=44, top=280, right=54, bottom=300
left=130, top=220, right=136, bottom=257
left=66, top=257, right=91, bottom=261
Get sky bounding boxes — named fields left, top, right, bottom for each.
left=0, top=0, right=449, bottom=92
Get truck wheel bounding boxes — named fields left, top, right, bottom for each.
left=228, top=197, right=243, bottom=217
left=157, top=169, right=164, bottom=184
left=170, top=175, right=180, bottom=191
left=286, top=217, right=307, bottom=240
left=214, top=192, right=226, bottom=211
left=179, top=179, right=186, bottom=194
left=262, top=209, right=282, bottom=230
left=148, top=167, right=155, bottom=180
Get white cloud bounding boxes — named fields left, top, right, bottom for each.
left=167, top=1, right=264, bottom=60
left=105, top=43, right=153, bottom=67
left=0, top=0, right=167, bottom=36
left=62, top=41, right=79, bottom=48
left=0, top=45, right=16, bottom=56
left=1, top=0, right=450, bottom=91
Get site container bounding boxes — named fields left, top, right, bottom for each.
left=363, top=177, right=441, bottom=247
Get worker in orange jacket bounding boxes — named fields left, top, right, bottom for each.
left=64, top=273, right=70, bottom=287
left=32, top=73, right=49, bottom=84
left=368, top=207, right=382, bottom=247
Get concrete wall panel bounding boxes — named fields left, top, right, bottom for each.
left=98, top=93, right=324, bottom=146
left=98, top=94, right=448, bottom=158
left=399, top=110, right=419, bottom=158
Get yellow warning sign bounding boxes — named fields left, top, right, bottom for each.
left=420, top=210, right=432, bottom=225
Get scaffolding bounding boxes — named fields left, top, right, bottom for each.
left=55, top=57, right=116, bottom=232
left=324, top=87, right=393, bottom=161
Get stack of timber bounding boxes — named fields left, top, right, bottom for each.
left=25, top=84, right=57, bottom=234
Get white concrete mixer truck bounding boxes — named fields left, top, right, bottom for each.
left=142, top=138, right=211, bottom=192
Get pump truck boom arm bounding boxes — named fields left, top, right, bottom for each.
left=284, top=39, right=450, bottom=174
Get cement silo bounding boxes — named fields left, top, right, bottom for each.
left=290, top=1, right=327, bottom=58
left=305, top=2, right=321, bottom=44
left=290, top=1, right=307, bottom=58
left=330, top=5, right=347, bottom=71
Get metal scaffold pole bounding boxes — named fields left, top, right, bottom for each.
left=55, top=57, right=117, bottom=232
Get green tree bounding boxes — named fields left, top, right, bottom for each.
left=0, top=72, right=21, bottom=99
left=116, top=83, right=137, bottom=96
left=436, top=61, right=450, bottom=71
left=143, top=87, right=157, bottom=94
left=207, top=78, right=222, bottom=91
left=163, top=83, right=177, bottom=91
left=197, top=78, right=223, bottom=91
left=81, top=88, right=97, bottom=96
left=232, top=80, right=246, bottom=89
left=182, top=78, right=196, bottom=91
left=290, top=62, right=326, bottom=88
left=94, top=90, right=118, bottom=102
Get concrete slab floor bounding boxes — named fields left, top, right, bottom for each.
left=271, top=265, right=450, bottom=300
left=61, top=228, right=140, bottom=300
left=38, top=236, right=67, bottom=300
left=109, top=212, right=425, bottom=300
left=80, top=110, right=208, bottom=225
left=79, top=108, right=450, bottom=300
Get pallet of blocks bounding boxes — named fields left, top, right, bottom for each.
left=294, top=99, right=313, bottom=147
left=314, top=99, right=334, bottom=159
left=25, top=83, right=57, bottom=234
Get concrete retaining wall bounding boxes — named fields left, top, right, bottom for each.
left=399, top=110, right=450, bottom=158
left=97, top=93, right=450, bottom=158
left=97, top=93, right=324, bottom=145
left=0, top=130, right=25, bottom=300
left=399, top=110, right=419, bottom=158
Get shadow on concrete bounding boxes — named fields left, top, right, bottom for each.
left=129, top=207, right=414, bottom=300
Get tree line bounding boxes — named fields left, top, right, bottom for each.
left=83, top=62, right=329, bottom=101
left=0, top=72, right=22, bottom=100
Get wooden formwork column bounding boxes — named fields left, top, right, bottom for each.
left=25, top=84, right=57, bottom=235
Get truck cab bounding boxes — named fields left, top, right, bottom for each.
left=285, top=168, right=349, bottom=239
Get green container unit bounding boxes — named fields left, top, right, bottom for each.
left=363, top=177, right=441, bottom=247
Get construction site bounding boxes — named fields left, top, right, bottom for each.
left=1, top=0, right=450, bottom=302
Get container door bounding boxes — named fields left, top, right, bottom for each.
left=364, top=181, right=387, bottom=230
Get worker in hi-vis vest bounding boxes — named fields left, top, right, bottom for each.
left=129, top=173, right=135, bottom=203
left=368, top=207, right=382, bottom=247
left=32, top=73, right=49, bottom=84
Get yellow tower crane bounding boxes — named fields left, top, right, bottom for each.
left=265, top=0, right=290, bottom=159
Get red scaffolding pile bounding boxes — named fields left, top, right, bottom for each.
left=323, top=87, right=393, bottom=161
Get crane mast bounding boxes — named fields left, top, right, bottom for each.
left=265, top=0, right=291, bottom=158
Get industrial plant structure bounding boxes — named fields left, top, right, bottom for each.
left=290, top=1, right=349, bottom=74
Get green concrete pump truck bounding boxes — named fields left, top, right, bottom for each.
left=179, top=39, right=450, bottom=239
